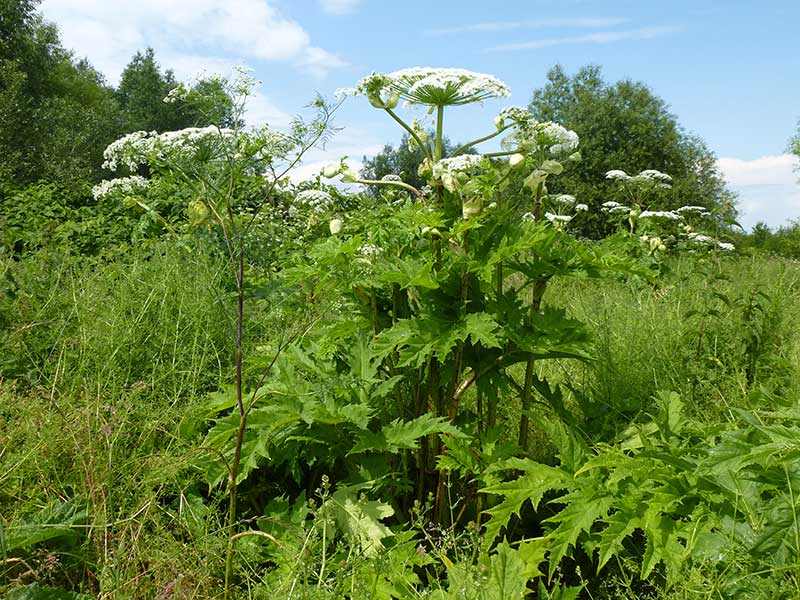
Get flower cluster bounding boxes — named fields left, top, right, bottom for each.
left=295, top=189, right=333, bottom=213
left=102, top=131, right=156, bottom=171
left=639, top=210, right=681, bottom=220
left=91, top=175, right=150, bottom=200
left=676, top=205, right=711, bottom=217
left=686, top=232, right=734, bottom=251
left=494, top=106, right=536, bottom=131
left=502, top=117, right=579, bottom=157
left=602, top=198, right=734, bottom=253
left=545, top=213, right=574, bottom=224
left=605, top=168, right=672, bottom=189
left=538, top=194, right=589, bottom=228
left=431, top=154, right=484, bottom=192
left=102, top=126, right=293, bottom=173
left=601, top=200, right=632, bottom=215
left=339, top=67, right=511, bottom=107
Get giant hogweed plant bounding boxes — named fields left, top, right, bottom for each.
left=211, top=68, right=639, bottom=534
left=96, top=68, right=338, bottom=598
left=601, top=169, right=736, bottom=260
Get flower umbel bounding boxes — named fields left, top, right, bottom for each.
left=340, top=67, right=511, bottom=107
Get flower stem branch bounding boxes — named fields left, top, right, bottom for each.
left=383, top=107, right=433, bottom=163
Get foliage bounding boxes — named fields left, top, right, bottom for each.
left=116, top=47, right=234, bottom=133
left=529, top=64, right=737, bottom=238
left=3, top=45, right=800, bottom=599
left=0, top=1, right=123, bottom=186
left=482, top=391, right=800, bottom=598
left=740, top=220, right=800, bottom=259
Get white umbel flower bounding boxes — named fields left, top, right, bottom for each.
left=545, top=213, right=573, bottom=223
left=296, top=190, right=333, bottom=213
left=92, top=175, right=150, bottom=200
left=605, top=170, right=631, bottom=181
left=676, top=205, right=708, bottom=214
left=503, top=120, right=578, bottom=156
left=553, top=194, right=576, bottom=206
left=341, top=67, right=511, bottom=107
left=432, top=155, right=483, bottom=178
left=636, top=169, right=673, bottom=182
left=638, top=210, right=682, bottom=220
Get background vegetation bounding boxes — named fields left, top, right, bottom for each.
left=2, top=2, right=800, bottom=599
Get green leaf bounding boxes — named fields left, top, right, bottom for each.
left=483, top=542, right=528, bottom=599
left=596, top=509, right=640, bottom=571
left=350, top=414, right=466, bottom=455
left=328, top=487, right=394, bottom=557
left=640, top=516, right=685, bottom=582
left=464, top=312, right=503, bottom=348
left=6, top=586, right=93, bottom=600
left=377, top=257, right=439, bottom=289
left=2, top=500, right=88, bottom=552
left=482, top=459, right=569, bottom=547
left=545, top=490, right=613, bottom=577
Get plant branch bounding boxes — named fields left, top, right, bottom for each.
left=449, top=125, right=513, bottom=158
left=384, top=107, right=433, bottom=163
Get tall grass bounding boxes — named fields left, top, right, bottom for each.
left=1, top=244, right=233, bottom=596
left=2, top=250, right=800, bottom=597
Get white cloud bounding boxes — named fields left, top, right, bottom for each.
left=245, top=92, right=294, bottom=129
left=426, top=17, right=628, bottom=36
left=40, top=0, right=346, bottom=82
left=319, top=0, right=361, bottom=16
left=717, top=154, right=800, bottom=229
left=486, top=26, right=680, bottom=52
left=717, top=154, right=799, bottom=187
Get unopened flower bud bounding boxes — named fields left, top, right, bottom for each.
left=509, top=153, right=525, bottom=168
left=384, top=92, right=400, bottom=110
left=329, top=218, right=343, bottom=235
left=322, top=163, right=340, bottom=178
left=462, top=197, right=482, bottom=220
left=494, top=115, right=505, bottom=130
left=188, top=199, right=209, bottom=226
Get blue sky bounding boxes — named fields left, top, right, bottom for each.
left=40, top=0, right=800, bottom=229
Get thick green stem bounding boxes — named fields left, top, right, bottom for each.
left=224, top=249, right=245, bottom=599
left=483, top=149, right=522, bottom=158
left=434, top=105, right=444, bottom=163
left=519, top=181, right=546, bottom=451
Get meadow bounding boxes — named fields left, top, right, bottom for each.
left=2, top=66, right=800, bottom=600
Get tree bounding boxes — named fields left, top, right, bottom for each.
left=116, top=48, right=188, bottom=132
left=0, top=0, right=124, bottom=186
left=116, top=48, right=235, bottom=133
left=529, top=65, right=736, bottom=237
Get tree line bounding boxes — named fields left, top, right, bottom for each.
left=0, top=0, right=230, bottom=192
